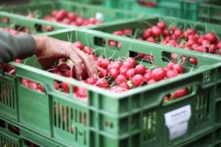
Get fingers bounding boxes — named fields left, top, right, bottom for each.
left=69, top=50, right=83, bottom=80
left=73, top=47, right=99, bottom=79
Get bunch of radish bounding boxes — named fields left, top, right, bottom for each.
left=46, top=41, right=191, bottom=103
left=41, top=9, right=102, bottom=26
left=1, top=41, right=191, bottom=103
left=112, top=21, right=221, bottom=57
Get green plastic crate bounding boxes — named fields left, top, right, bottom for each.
left=30, top=0, right=102, bottom=5
left=104, top=0, right=221, bottom=24
left=0, top=11, right=68, bottom=35
left=0, top=117, right=63, bottom=147
left=1, top=1, right=148, bottom=28
left=198, top=2, right=221, bottom=24
left=1, top=117, right=221, bottom=147
left=1, top=28, right=221, bottom=147
left=90, top=16, right=221, bottom=58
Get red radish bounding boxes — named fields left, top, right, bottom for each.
left=109, top=68, right=120, bottom=79
left=111, top=61, right=123, bottom=70
left=38, top=84, right=44, bottom=92
left=151, top=26, right=161, bottom=37
left=125, top=57, right=136, bottom=68
left=123, top=29, right=132, bottom=35
left=70, top=21, right=76, bottom=26
left=135, top=64, right=146, bottom=75
left=61, top=82, right=69, bottom=93
left=52, top=69, right=63, bottom=76
left=205, top=32, right=217, bottom=44
left=100, top=58, right=110, bottom=69
left=166, top=70, right=178, bottom=78
left=83, top=46, right=93, bottom=54
left=174, top=29, right=183, bottom=38
left=62, top=18, right=71, bottom=24
left=2, top=17, right=9, bottom=23
left=167, top=62, right=176, bottom=69
left=143, top=29, right=151, bottom=39
left=171, top=26, right=177, bottom=32
left=55, top=11, right=64, bottom=21
left=85, top=77, right=97, bottom=85
left=22, top=78, right=29, bottom=86
left=63, top=70, right=72, bottom=78
left=173, top=64, right=183, bottom=74
left=54, top=81, right=59, bottom=90
left=151, top=68, right=166, bottom=81
left=118, top=42, right=122, bottom=48
left=67, top=12, right=77, bottom=20
left=208, top=44, right=217, bottom=54
left=115, top=75, right=127, bottom=85
left=186, top=28, right=196, bottom=35
left=189, top=57, right=198, bottom=65
left=148, top=79, right=156, bottom=85
left=126, top=68, right=136, bottom=79
left=217, top=42, right=221, bottom=49
left=119, top=82, right=130, bottom=90
left=95, top=78, right=108, bottom=88
left=46, top=26, right=53, bottom=32
left=109, top=40, right=116, bottom=47
left=131, top=74, right=145, bottom=87
left=75, top=87, right=87, bottom=98
left=164, top=95, right=170, bottom=102
left=146, top=37, right=155, bottom=43
left=73, top=41, right=84, bottom=50
left=89, top=17, right=96, bottom=24
left=110, top=86, right=128, bottom=93
left=202, top=40, right=211, bottom=47
left=113, top=30, right=123, bottom=36
left=195, top=46, right=205, bottom=52
left=28, top=82, right=38, bottom=90
left=144, top=72, right=152, bottom=82
left=99, top=68, right=108, bottom=78
left=119, top=66, right=129, bottom=76
left=75, top=17, right=84, bottom=26
left=123, top=61, right=134, bottom=69
left=163, top=28, right=170, bottom=36
left=171, top=53, right=178, bottom=61
left=15, top=59, right=22, bottom=64
left=173, top=88, right=187, bottom=99
left=157, top=21, right=166, bottom=29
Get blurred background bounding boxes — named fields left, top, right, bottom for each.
left=0, top=0, right=29, bottom=6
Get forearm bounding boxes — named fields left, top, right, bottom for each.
left=0, top=30, right=37, bottom=64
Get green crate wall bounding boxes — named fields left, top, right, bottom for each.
left=89, top=16, right=221, bottom=58
left=1, top=1, right=148, bottom=28
left=1, top=28, right=221, bottom=147
left=30, top=0, right=102, bottom=5
left=1, top=117, right=221, bottom=147
left=104, top=0, right=221, bottom=24
left=0, top=11, right=69, bottom=35
left=0, top=117, right=64, bottom=147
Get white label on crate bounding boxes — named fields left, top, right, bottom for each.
left=164, top=105, right=191, bottom=140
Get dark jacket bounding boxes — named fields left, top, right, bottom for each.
left=0, top=30, right=36, bottom=64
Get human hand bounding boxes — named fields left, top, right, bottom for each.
left=32, top=35, right=98, bottom=80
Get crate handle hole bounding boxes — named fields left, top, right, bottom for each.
left=0, top=119, right=6, bottom=128
left=94, top=36, right=106, bottom=47
left=8, top=124, right=20, bottom=135
left=1, top=17, right=9, bottom=24
left=34, top=23, right=43, bottom=32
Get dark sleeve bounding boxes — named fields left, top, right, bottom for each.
left=0, top=30, right=37, bottom=64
